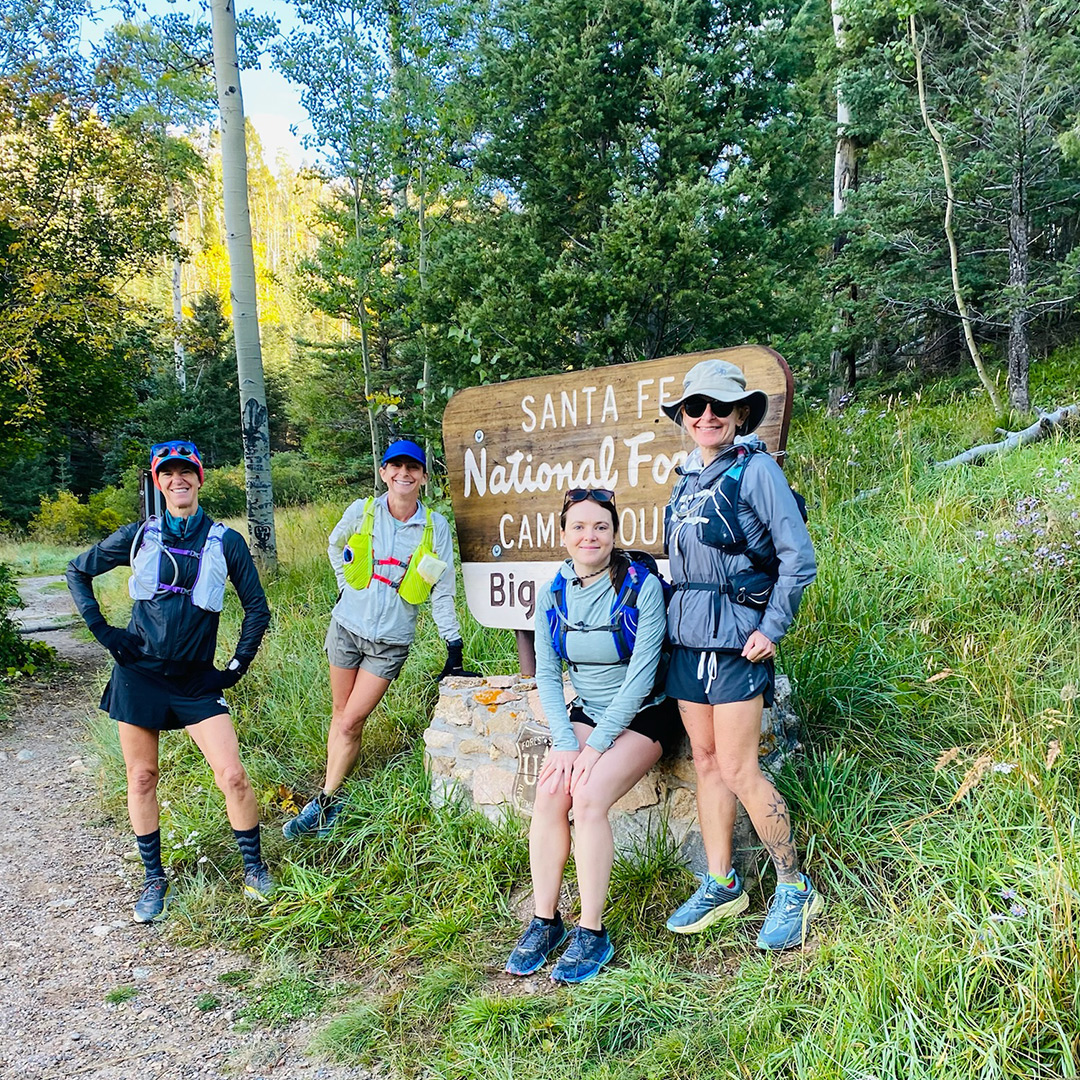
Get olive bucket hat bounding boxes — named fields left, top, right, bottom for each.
left=662, top=358, right=769, bottom=434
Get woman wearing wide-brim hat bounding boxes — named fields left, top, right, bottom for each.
left=660, top=358, right=823, bottom=950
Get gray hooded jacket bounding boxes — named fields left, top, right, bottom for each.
left=665, top=435, right=816, bottom=652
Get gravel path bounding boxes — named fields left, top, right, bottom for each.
left=0, top=577, right=372, bottom=1080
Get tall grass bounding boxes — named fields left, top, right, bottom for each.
left=78, top=377, right=1080, bottom=1079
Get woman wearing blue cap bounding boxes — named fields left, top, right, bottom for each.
left=67, top=440, right=273, bottom=922
left=283, top=439, right=475, bottom=839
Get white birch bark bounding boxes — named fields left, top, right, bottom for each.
left=210, top=0, right=277, bottom=568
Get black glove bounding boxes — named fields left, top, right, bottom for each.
left=439, top=640, right=480, bottom=680
left=88, top=620, right=143, bottom=667
left=197, top=658, right=247, bottom=694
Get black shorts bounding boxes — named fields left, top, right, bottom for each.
left=665, top=646, right=774, bottom=707
left=100, top=664, right=230, bottom=731
left=570, top=699, right=684, bottom=756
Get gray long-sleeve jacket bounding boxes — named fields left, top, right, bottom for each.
left=327, top=494, right=462, bottom=646
left=665, top=435, right=816, bottom=652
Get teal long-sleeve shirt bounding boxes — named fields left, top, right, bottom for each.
left=535, top=560, right=667, bottom=754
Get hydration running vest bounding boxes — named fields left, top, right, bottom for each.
left=546, top=557, right=671, bottom=699
left=668, top=446, right=806, bottom=611
left=128, top=517, right=229, bottom=612
left=341, top=498, right=443, bottom=605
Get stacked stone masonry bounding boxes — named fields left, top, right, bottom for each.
left=424, top=672, right=801, bottom=877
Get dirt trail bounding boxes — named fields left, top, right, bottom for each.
left=0, top=577, right=370, bottom=1080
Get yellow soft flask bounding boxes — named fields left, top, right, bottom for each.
left=342, top=499, right=376, bottom=590
left=396, top=509, right=447, bottom=604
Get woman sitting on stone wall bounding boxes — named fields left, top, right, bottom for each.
left=504, top=488, right=677, bottom=983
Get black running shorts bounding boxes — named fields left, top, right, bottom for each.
left=569, top=699, right=684, bottom=756
left=100, top=664, right=230, bottom=731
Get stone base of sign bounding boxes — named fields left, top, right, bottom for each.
left=424, top=672, right=802, bottom=878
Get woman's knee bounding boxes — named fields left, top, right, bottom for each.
left=127, top=764, right=159, bottom=797
left=332, top=709, right=368, bottom=741
left=215, top=761, right=251, bottom=796
left=690, top=744, right=722, bottom=780
left=569, top=789, right=612, bottom=825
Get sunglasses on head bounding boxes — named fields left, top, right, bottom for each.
left=563, top=488, right=616, bottom=508
left=151, top=441, right=199, bottom=461
left=681, top=396, right=736, bottom=419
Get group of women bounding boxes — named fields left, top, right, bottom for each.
left=68, top=358, right=819, bottom=981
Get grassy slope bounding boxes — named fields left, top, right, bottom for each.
left=78, top=362, right=1080, bottom=1079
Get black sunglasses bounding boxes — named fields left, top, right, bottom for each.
left=682, top=396, right=736, bottom=418
left=563, top=488, right=616, bottom=507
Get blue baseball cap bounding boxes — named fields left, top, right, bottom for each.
left=381, top=439, right=427, bottom=469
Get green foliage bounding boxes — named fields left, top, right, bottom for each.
left=29, top=481, right=139, bottom=544
left=0, top=562, right=55, bottom=678
left=104, top=985, right=139, bottom=1005
left=80, top=362, right=1080, bottom=1078
left=198, top=467, right=248, bottom=520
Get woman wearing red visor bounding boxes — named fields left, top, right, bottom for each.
left=67, top=440, right=272, bottom=923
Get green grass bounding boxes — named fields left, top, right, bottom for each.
left=41, top=358, right=1080, bottom=1077
left=0, top=539, right=81, bottom=576
left=104, top=985, right=139, bottom=1005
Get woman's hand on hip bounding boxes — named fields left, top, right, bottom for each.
left=539, top=749, right=579, bottom=795
left=742, top=630, right=776, bottom=663
left=569, top=745, right=602, bottom=795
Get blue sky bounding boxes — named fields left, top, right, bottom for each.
left=82, top=0, right=315, bottom=169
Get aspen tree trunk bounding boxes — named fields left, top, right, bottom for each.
left=166, top=186, right=187, bottom=391
left=828, top=0, right=858, bottom=414
left=209, top=0, right=278, bottom=569
left=909, top=14, right=1002, bottom=413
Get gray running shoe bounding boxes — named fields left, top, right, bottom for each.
left=666, top=871, right=749, bottom=934
left=243, top=864, right=276, bottom=901
left=505, top=914, right=569, bottom=976
left=133, top=876, right=171, bottom=923
left=550, top=926, right=614, bottom=984
left=756, top=875, right=824, bottom=950
left=282, top=797, right=341, bottom=840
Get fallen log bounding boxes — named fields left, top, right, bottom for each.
left=934, top=404, right=1080, bottom=469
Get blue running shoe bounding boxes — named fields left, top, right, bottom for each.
left=756, top=875, right=824, bottom=950
left=243, top=863, right=276, bottom=901
left=133, top=876, right=171, bottom=923
left=666, top=871, right=750, bottom=934
left=282, top=797, right=341, bottom=840
left=505, top=914, right=569, bottom=976
left=550, top=927, right=614, bottom=984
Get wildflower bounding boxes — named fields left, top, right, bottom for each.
left=1009, top=902, right=1028, bottom=918
left=974, top=530, right=987, bottom=541
left=1061, top=684, right=1078, bottom=702
left=999, top=888, right=1017, bottom=900
left=992, top=762, right=1017, bottom=774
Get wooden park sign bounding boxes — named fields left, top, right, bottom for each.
left=442, top=345, right=794, bottom=631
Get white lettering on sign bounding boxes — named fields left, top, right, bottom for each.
left=520, top=385, right=624, bottom=433
left=463, top=439, right=619, bottom=498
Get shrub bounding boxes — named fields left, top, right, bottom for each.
left=199, top=466, right=247, bottom=518
left=30, top=490, right=93, bottom=544
left=0, top=563, right=55, bottom=677
left=271, top=452, right=324, bottom=506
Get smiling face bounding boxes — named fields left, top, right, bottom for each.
left=683, top=399, right=750, bottom=462
left=379, top=457, right=427, bottom=504
left=156, top=460, right=202, bottom=517
left=560, top=499, right=616, bottom=576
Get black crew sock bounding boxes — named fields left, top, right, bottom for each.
left=233, top=825, right=265, bottom=872
left=536, top=912, right=561, bottom=927
left=136, top=829, right=165, bottom=881
left=578, top=925, right=606, bottom=937
left=317, top=790, right=340, bottom=810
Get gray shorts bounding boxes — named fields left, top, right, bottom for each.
left=324, top=618, right=410, bottom=681
left=665, top=646, right=775, bottom=707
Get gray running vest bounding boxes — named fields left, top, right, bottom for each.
left=128, top=517, right=229, bottom=612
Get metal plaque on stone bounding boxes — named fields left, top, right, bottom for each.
left=513, top=721, right=552, bottom=812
